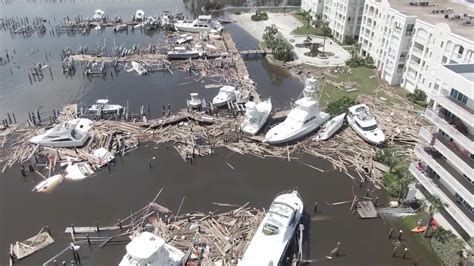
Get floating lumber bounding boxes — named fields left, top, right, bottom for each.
left=12, top=231, right=54, bottom=259
left=64, top=226, right=120, bottom=234
left=356, top=201, right=378, bottom=219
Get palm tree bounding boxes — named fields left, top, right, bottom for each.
left=423, top=194, right=447, bottom=237
left=391, top=165, right=414, bottom=202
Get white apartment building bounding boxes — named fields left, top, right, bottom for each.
left=301, top=0, right=324, bottom=17
left=359, top=0, right=474, bottom=94
left=410, top=63, right=474, bottom=240
left=322, top=0, right=365, bottom=43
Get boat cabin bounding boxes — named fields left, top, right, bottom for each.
left=348, top=104, right=378, bottom=131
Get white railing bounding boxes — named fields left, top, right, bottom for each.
left=409, top=163, right=474, bottom=237
left=418, top=126, right=434, bottom=144
left=434, top=95, right=474, bottom=126
left=412, top=47, right=423, bottom=58
left=434, top=138, right=474, bottom=181
left=424, top=109, right=474, bottom=153
left=414, top=146, right=473, bottom=204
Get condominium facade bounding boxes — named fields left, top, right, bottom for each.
left=301, top=0, right=365, bottom=43
left=410, top=64, right=474, bottom=240
left=359, top=0, right=474, bottom=94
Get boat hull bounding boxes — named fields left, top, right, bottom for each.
left=318, top=113, right=345, bottom=140
left=347, top=115, right=385, bottom=145
left=241, top=100, right=272, bottom=136
left=265, top=113, right=329, bottom=144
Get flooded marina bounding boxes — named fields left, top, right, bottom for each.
left=1, top=0, right=441, bottom=265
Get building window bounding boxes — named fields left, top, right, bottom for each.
left=458, top=45, right=464, bottom=55
left=440, top=41, right=444, bottom=48
left=449, top=89, right=468, bottom=104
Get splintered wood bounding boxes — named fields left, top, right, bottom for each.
left=11, top=228, right=54, bottom=260
left=117, top=199, right=264, bottom=264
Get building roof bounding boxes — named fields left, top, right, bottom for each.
left=443, top=63, right=474, bottom=82
left=388, top=0, right=474, bottom=39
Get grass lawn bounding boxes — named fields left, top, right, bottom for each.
left=292, top=13, right=320, bottom=35
left=319, top=66, right=396, bottom=106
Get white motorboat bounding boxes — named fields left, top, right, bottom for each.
left=167, top=47, right=206, bottom=60
left=160, top=11, right=171, bottom=26
left=187, top=93, right=203, bottom=109
left=65, top=162, right=94, bottom=181
left=316, top=113, right=345, bottom=141
left=92, top=9, right=105, bottom=21
left=119, top=232, right=184, bottom=266
left=347, top=104, right=385, bottom=145
left=91, top=147, right=115, bottom=167
left=30, top=118, right=93, bottom=148
left=32, top=174, right=64, bottom=193
left=113, top=24, right=128, bottom=32
left=143, top=16, right=158, bottom=30
left=241, top=98, right=272, bottom=136
left=131, top=61, right=147, bottom=75
left=264, top=79, right=329, bottom=144
left=239, top=190, right=303, bottom=265
left=212, top=85, right=236, bottom=107
left=134, top=9, right=145, bottom=21
left=87, top=99, right=123, bottom=116
left=176, top=34, right=193, bottom=45
left=174, top=15, right=223, bottom=33
left=235, top=89, right=250, bottom=104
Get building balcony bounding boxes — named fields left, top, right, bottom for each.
left=424, top=108, right=474, bottom=154
left=419, top=126, right=435, bottom=144
left=434, top=134, right=474, bottom=180
left=409, top=163, right=474, bottom=237
left=434, top=92, right=474, bottom=125
left=412, top=47, right=423, bottom=58
left=414, top=145, right=473, bottom=197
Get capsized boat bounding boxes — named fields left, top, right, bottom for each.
left=316, top=113, right=345, bottom=141
left=32, top=174, right=64, bottom=192
left=212, top=85, right=236, bottom=107
left=241, top=98, right=272, bottom=136
left=187, top=93, right=203, bottom=109
left=264, top=79, right=329, bottom=144
left=167, top=47, right=206, bottom=60
left=235, top=89, right=250, bottom=104
left=87, top=99, right=123, bottom=116
left=131, top=61, right=147, bottom=75
left=176, top=34, right=193, bottom=45
left=346, top=104, right=385, bottom=145
left=239, top=190, right=303, bottom=265
left=91, top=147, right=115, bottom=167
left=30, top=118, right=93, bottom=148
left=119, top=232, right=184, bottom=266
left=65, top=162, right=94, bottom=181
left=134, top=9, right=145, bottom=21
left=174, top=15, right=223, bottom=33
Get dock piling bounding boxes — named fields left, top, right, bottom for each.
left=398, top=230, right=403, bottom=240
left=314, top=202, right=318, bottom=213
left=402, top=248, right=408, bottom=259
left=389, top=228, right=394, bottom=239
left=95, top=221, right=100, bottom=233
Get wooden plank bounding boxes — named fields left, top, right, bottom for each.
left=356, top=201, right=378, bottom=219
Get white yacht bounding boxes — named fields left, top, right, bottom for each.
left=212, top=85, right=236, bottom=107
left=346, top=104, right=385, bottom=145
left=65, top=162, right=95, bottom=181
left=113, top=24, right=128, bottom=32
left=316, top=113, right=345, bottom=141
left=239, top=190, right=304, bottom=266
left=174, top=15, right=223, bottom=33
left=32, top=174, right=64, bottom=193
left=160, top=11, right=171, bottom=27
left=92, top=9, right=105, bottom=21
left=134, top=10, right=145, bottom=21
left=235, top=89, right=250, bottom=104
left=264, top=79, right=329, bottom=144
left=119, top=232, right=184, bottom=266
left=241, top=99, right=272, bottom=136
left=87, top=99, right=123, bottom=116
left=187, top=93, right=203, bottom=109
left=30, top=118, right=93, bottom=148
left=131, top=61, right=147, bottom=75
left=167, top=47, right=206, bottom=60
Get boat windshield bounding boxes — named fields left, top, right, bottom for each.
left=355, top=121, right=378, bottom=131
left=268, top=202, right=294, bottom=218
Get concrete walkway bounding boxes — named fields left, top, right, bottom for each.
left=228, top=12, right=350, bottom=67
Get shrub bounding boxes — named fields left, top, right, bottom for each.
left=407, top=88, right=427, bottom=105
left=344, top=36, right=355, bottom=45
left=204, top=2, right=224, bottom=10
left=325, top=96, right=357, bottom=116
left=263, top=26, right=296, bottom=62
left=374, top=148, right=401, bottom=168
left=251, top=11, right=268, bottom=21
left=431, top=229, right=464, bottom=266
left=383, top=172, right=402, bottom=197
left=234, top=11, right=241, bottom=15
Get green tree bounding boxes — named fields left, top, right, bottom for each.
left=325, top=96, right=357, bottom=116
left=423, top=194, right=447, bottom=237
